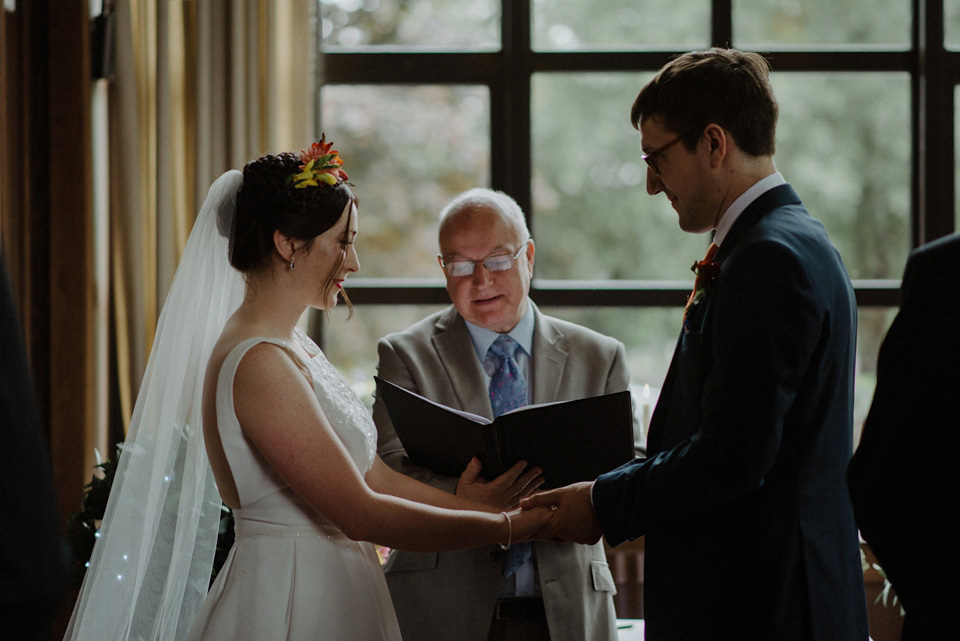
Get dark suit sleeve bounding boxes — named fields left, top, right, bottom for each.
left=0, top=259, right=70, bottom=638
left=372, top=336, right=459, bottom=493
left=594, top=239, right=830, bottom=544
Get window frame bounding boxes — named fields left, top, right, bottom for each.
left=317, top=0, right=957, bottom=315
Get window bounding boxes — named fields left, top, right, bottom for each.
left=316, top=0, right=956, bottom=438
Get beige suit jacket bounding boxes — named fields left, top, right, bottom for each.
left=374, top=302, right=636, bottom=641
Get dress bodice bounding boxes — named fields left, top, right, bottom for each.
left=215, top=327, right=377, bottom=523
left=189, top=330, right=402, bottom=640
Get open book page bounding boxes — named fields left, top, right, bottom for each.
left=501, top=398, right=567, bottom=414
left=376, top=377, right=565, bottom=420
left=391, top=384, right=492, bottom=424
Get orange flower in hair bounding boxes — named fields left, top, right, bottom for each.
left=289, top=134, right=349, bottom=188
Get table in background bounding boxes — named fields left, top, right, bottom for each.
left=617, top=619, right=644, bottom=640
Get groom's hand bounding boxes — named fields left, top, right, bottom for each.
left=521, top=481, right=602, bottom=544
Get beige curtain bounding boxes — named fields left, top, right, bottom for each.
left=110, top=0, right=317, bottom=432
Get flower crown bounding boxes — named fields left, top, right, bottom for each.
left=288, top=134, right=349, bottom=189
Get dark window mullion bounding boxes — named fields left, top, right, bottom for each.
left=713, top=0, right=733, bottom=47
left=915, top=0, right=957, bottom=244
left=528, top=51, right=914, bottom=74
left=321, top=51, right=500, bottom=84
left=494, top=0, right=532, bottom=218
left=753, top=51, right=914, bottom=72
left=342, top=281, right=899, bottom=308
left=531, top=51, right=703, bottom=73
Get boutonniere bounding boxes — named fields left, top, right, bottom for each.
left=682, top=244, right=721, bottom=327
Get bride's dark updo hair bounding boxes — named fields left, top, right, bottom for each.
left=229, top=152, right=356, bottom=274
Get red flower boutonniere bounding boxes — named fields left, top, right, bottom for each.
left=682, top=244, right=721, bottom=325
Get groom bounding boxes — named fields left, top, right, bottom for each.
left=524, top=48, right=869, bottom=640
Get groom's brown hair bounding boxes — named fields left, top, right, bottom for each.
left=631, top=48, right=778, bottom=158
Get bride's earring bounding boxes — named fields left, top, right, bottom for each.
left=289, top=246, right=296, bottom=269
left=289, top=257, right=295, bottom=269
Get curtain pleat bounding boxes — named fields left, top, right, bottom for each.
left=111, top=0, right=317, bottom=431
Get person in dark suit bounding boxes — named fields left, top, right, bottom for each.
left=523, top=48, right=869, bottom=640
left=0, top=256, right=70, bottom=639
left=847, top=232, right=960, bottom=640
left=373, top=188, right=638, bottom=641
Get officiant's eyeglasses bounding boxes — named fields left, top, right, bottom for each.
left=643, top=125, right=702, bottom=176
left=439, top=240, right=531, bottom=278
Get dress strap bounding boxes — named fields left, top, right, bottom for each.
left=216, top=337, right=311, bottom=507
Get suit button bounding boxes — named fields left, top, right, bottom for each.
left=490, top=549, right=503, bottom=561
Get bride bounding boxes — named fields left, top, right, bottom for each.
left=64, top=139, right=552, bottom=641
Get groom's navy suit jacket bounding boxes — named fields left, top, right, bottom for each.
left=593, top=185, right=869, bottom=640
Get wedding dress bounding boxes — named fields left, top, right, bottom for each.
left=185, top=330, right=401, bottom=640
left=65, top=170, right=400, bottom=641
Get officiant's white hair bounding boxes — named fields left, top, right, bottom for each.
left=438, top=188, right=531, bottom=241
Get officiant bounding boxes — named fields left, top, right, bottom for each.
left=372, top=187, right=640, bottom=641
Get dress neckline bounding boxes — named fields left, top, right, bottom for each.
left=292, top=326, right=321, bottom=359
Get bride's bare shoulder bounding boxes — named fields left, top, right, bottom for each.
left=210, top=328, right=296, bottom=387
left=205, top=325, right=259, bottom=389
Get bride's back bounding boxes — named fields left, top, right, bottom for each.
left=202, top=321, right=248, bottom=509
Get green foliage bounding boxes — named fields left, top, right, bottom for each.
left=531, top=71, right=708, bottom=282
left=66, top=445, right=121, bottom=589
left=733, top=0, right=909, bottom=47
left=531, top=0, right=710, bottom=51
left=321, top=84, right=490, bottom=280
left=321, top=0, right=500, bottom=48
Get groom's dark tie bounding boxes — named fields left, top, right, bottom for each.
left=487, top=334, right=531, bottom=577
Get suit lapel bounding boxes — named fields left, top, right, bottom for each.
left=529, top=303, right=567, bottom=405
left=432, top=307, right=495, bottom=420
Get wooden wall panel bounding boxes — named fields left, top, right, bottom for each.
left=47, top=1, right=95, bottom=533
left=1, top=0, right=95, bottom=536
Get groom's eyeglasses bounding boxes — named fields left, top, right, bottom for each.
left=439, top=240, right=531, bottom=278
left=642, top=125, right=702, bottom=176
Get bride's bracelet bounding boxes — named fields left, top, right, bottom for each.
left=499, top=511, right=512, bottom=550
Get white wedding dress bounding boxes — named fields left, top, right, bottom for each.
left=185, top=328, right=402, bottom=640
left=66, top=171, right=402, bottom=641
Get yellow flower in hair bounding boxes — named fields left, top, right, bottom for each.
left=289, top=134, right=349, bottom=189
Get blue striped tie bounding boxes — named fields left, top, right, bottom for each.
left=487, top=334, right=532, bottom=577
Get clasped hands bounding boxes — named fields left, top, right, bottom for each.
left=456, top=457, right=602, bottom=545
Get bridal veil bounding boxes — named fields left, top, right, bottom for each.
left=65, top=170, right=246, bottom=641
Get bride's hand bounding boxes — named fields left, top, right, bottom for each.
left=456, top=457, right=544, bottom=510
left=502, top=505, right=555, bottom=545
left=520, top=481, right=601, bottom=544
